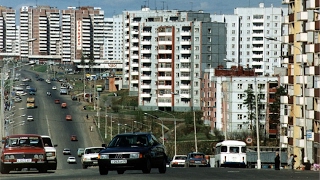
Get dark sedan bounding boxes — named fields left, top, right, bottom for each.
left=97, top=132, right=167, bottom=175
left=185, top=152, right=208, bottom=167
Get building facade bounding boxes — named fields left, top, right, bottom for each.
left=211, top=3, right=288, bottom=76
left=121, top=7, right=226, bottom=111
left=280, top=0, right=320, bottom=166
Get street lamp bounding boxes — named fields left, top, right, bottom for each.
left=105, top=115, right=108, bottom=139
left=265, top=36, right=307, bottom=163
left=144, top=113, right=164, bottom=145
left=155, top=109, right=177, bottom=156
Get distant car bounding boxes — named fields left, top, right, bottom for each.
left=54, top=99, right=60, bottom=104
left=170, top=155, right=187, bottom=167
left=97, top=132, right=167, bottom=175
left=47, top=92, right=51, bottom=96
left=27, top=115, right=34, bottom=121
left=20, top=83, right=28, bottom=86
left=29, top=91, right=36, bottom=95
left=184, top=152, right=208, bottom=167
left=37, top=78, right=44, bottom=81
left=67, top=157, right=77, bottom=164
left=71, top=135, right=78, bottom=141
left=77, top=148, right=85, bottom=157
left=61, top=103, right=67, bottom=108
left=20, top=92, right=27, bottom=96
left=66, top=115, right=72, bottom=121
left=26, top=86, right=31, bottom=90
left=52, top=86, right=57, bottom=90
left=63, top=148, right=71, bottom=155
left=22, top=78, right=31, bottom=82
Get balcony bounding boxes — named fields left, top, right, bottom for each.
left=140, top=84, right=151, bottom=89
left=140, top=75, right=151, bottom=80
left=158, top=76, right=172, bottom=80
left=280, top=135, right=288, bottom=144
left=297, top=11, right=308, bottom=21
left=296, top=97, right=304, bottom=106
left=306, top=110, right=314, bottom=119
left=141, top=58, right=151, bottom=63
left=295, top=139, right=305, bottom=148
left=282, top=15, right=289, bottom=24
left=305, top=88, right=314, bottom=97
left=281, top=115, right=289, bottom=124
left=140, top=93, right=152, bottom=98
left=282, top=0, right=293, bottom=4
left=158, top=50, right=172, bottom=54
left=306, top=0, right=320, bottom=9
left=295, top=117, right=304, bottom=127
left=141, top=67, right=151, bottom=71
left=306, top=22, right=316, bottom=31
left=305, top=44, right=314, bottom=53
left=280, top=96, right=288, bottom=103
left=296, top=33, right=308, bottom=42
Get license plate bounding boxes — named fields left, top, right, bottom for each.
left=93, top=161, right=98, bottom=164
left=17, top=159, right=32, bottom=163
left=195, top=161, right=201, bottom=163
left=111, top=160, right=127, bottom=164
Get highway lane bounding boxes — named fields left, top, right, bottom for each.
left=10, top=68, right=97, bottom=171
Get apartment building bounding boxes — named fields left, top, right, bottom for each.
left=61, top=6, right=104, bottom=63
left=279, top=0, right=320, bottom=167
left=0, top=6, right=18, bottom=60
left=122, top=7, right=226, bottom=111
left=202, top=66, right=278, bottom=136
left=211, top=3, right=288, bottom=76
left=19, top=6, right=61, bottom=62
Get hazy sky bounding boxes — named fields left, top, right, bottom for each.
left=0, top=0, right=285, bottom=17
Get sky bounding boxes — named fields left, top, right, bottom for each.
left=0, top=0, right=285, bottom=17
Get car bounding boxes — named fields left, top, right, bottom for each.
left=66, top=115, right=72, bottom=121
left=77, top=148, right=85, bottom=157
left=54, top=99, right=60, bottom=104
left=63, top=148, right=71, bottom=155
left=67, top=157, right=77, bottom=164
left=41, top=135, right=58, bottom=170
left=37, top=78, right=44, bottom=81
left=27, top=115, right=34, bottom=121
left=81, top=147, right=104, bottom=169
left=97, top=132, right=167, bottom=175
left=61, top=102, right=67, bottom=108
left=71, top=135, right=78, bottom=141
left=52, top=86, right=57, bottom=90
left=20, top=83, right=28, bottom=86
left=47, top=92, right=51, bottom=96
left=26, top=86, right=31, bottom=90
left=29, top=91, right=36, bottom=95
left=170, top=155, right=187, bottom=167
left=184, top=152, right=208, bottom=168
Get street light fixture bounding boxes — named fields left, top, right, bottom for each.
left=265, top=36, right=308, bottom=163
left=144, top=113, right=164, bottom=145
left=155, top=109, right=177, bottom=156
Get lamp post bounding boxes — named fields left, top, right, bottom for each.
left=144, top=113, right=164, bottom=145
left=265, top=37, right=307, bottom=163
left=110, top=116, right=113, bottom=141
left=254, top=78, right=261, bottom=169
left=156, top=109, right=177, bottom=156
left=105, top=115, right=108, bottom=139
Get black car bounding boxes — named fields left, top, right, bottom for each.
left=98, top=132, right=167, bottom=175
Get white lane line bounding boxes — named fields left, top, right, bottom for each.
left=46, top=115, right=51, bottom=137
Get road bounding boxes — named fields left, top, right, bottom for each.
left=10, top=68, right=101, bottom=171
left=0, top=166, right=319, bottom=180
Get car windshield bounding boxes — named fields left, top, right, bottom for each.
left=190, top=153, right=205, bottom=159
left=6, top=136, right=43, bottom=147
left=85, top=148, right=103, bottom=154
left=175, top=156, right=187, bottom=160
left=108, top=135, right=148, bottom=147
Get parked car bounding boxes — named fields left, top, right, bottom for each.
left=97, top=132, right=167, bottom=175
left=63, top=148, right=71, bottom=155
left=27, top=115, right=34, bottom=121
left=184, top=152, right=208, bottom=167
left=67, top=157, right=77, bottom=164
left=170, top=155, right=187, bottom=167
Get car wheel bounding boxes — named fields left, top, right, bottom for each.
left=158, top=158, right=166, bottom=174
left=117, top=170, right=125, bottom=174
left=142, top=158, right=151, bottom=174
left=99, top=165, right=108, bottom=175
left=0, top=163, right=9, bottom=174
left=82, top=164, right=88, bottom=169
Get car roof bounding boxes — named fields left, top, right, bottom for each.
left=116, top=132, right=152, bottom=136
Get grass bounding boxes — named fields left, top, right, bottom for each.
left=33, top=65, right=47, bottom=72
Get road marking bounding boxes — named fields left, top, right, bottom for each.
left=46, top=115, right=51, bottom=137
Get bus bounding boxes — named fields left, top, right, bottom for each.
left=214, top=140, right=247, bottom=168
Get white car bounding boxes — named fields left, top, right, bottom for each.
left=52, top=86, right=57, bottom=90
left=170, top=155, right=187, bottom=167
left=63, top=148, right=71, bottom=155
left=26, top=86, right=31, bottom=90
left=20, top=92, right=27, bottom=96
left=27, top=115, right=34, bottom=121
left=67, top=157, right=77, bottom=164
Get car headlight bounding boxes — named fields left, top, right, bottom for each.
left=130, top=153, right=139, bottom=159
left=4, top=155, right=15, bottom=160
left=46, top=152, right=55, bottom=157
left=34, top=154, right=39, bottom=159
left=39, top=154, right=44, bottom=159
left=98, top=154, right=109, bottom=159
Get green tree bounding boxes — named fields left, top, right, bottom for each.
left=269, top=86, right=287, bottom=144
left=243, top=87, right=256, bottom=132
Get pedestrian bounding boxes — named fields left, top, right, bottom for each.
left=86, top=114, right=88, bottom=120
left=274, top=152, right=280, bottom=170
left=288, top=154, right=296, bottom=170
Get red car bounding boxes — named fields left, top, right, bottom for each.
left=54, top=99, right=60, bottom=104
left=71, top=135, right=78, bottom=141
left=66, top=115, right=72, bottom=121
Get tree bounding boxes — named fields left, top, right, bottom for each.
left=269, top=86, right=287, bottom=144
left=243, top=87, right=256, bottom=133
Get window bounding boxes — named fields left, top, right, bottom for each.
left=247, top=37, right=250, bottom=41
left=247, top=16, right=250, bottom=20
left=208, top=28, right=211, bottom=33
left=266, top=30, right=269, bottom=34
left=237, top=114, right=243, bottom=120
left=195, top=37, right=199, bottom=41
left=208, top=37, right=211, bottom=42
left=238, top=104, right=242, bottom=110
left=232, top=30, right=235, bottom=34
left=247, top=23, right=250, bottom=27
left=237, top=124, right=243, bottom=129
left=267, top=16, right=270, bottom=19
left=248, top=84, right=253, bottom=89
left=275, top=23, right=278, bottom=27
left=232, top=37, right=235, bottom=41
left=238, top=84, right=242, bottom=89
left=232, top=44, right=235, bottom=48
left=247, top=30, right=250, bottom=34
left=232, top=23, right=235, bottom=27
left=232, top=51, right=235, bottom=55
left=267, top=23, right=270, bottom=27
left=275, top=16, right=278, bottom=19
left=195, top=46, right=199, bottom=50
left=274, top=30, right=277, bottom=34
left=247, top=44, right=250, bottom=48
left=248, top=124, right=252, bottom=130
left=247, top=51, right=250, bottom=55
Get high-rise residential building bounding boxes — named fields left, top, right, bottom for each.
left=211, top=3, right=288, bottom=76
left=103, top=15, right=123, bottom=61
left=61, top=6, right=104, bottom=63
left=0, top=6, right=18, bottom=59
left=19, top=6, right=61, bottom=62
left=279, top=0, right=320, bottom=167
left=122, top=7, right=226, bottom=111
